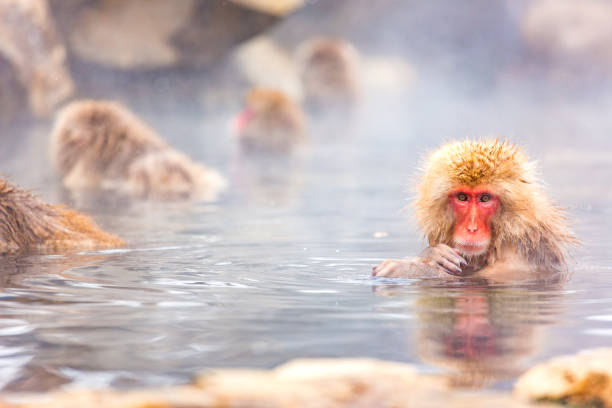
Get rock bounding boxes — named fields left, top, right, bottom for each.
left=233, top=36, right=303, bottom=101
left=361, top=56, right=416, bottom=96
left=522, top=0, right=612, bottom=69
left=514, top=348, right=612, bottom=407
left=229, top=0, right=304, bottom=17
left=0, top=54, right=27, bottom=124
left=0, top=0, right=74, bottom=117
left=197, top=358, right=447, bottom=407
left=4, top=358, right=551, bottom=408
left=52, top=0, right=300, bottom=70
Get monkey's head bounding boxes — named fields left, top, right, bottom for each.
left=295, top=37, right=360, bottom=107
left=415, top=140, right=575, bottom=266
left=234, top=88, right=306, bottom=153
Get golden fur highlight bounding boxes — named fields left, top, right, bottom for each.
left=415, top=139, right=577, bottom=269
left=0, top=177, right=124, bottom=254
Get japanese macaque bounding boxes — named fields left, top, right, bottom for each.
left=0, top=176, right=124, bottom=254
left=295, top=37, right=360, bottom=109
left=234, top=88, right=307, bottom=154
left=51, top=100, right=227, bottom=200
left=373, top=140, right=577, bottom=281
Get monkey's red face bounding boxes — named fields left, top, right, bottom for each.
left=449, top=186, right=500, bottom=256
left=233, top=108, right=254, bottom=134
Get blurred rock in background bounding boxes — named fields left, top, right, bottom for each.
left=0, top=0, right=73, bottom=119
left=49, top=0, right=301, bottom=70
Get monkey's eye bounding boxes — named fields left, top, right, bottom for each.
left=480, top=194, right=491, bottom=202
left=457, top=193, right=468, bottom=202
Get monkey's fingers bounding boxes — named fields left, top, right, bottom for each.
left=439, top=246, right=467, bottom=267
left=372, top=261, right=403, bottom=278
left=437, top=258, right=463, bottom=276
left=451, top=247, right=468, bottom=263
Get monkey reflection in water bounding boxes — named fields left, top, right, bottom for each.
left=373, top=139, right=577, bottom=283
left=377, top=283, right=561, bottom=388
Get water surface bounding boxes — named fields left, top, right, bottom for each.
left=1, top=65, right=612, bottom=394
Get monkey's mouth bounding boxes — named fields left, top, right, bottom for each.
left=454, top=240, right=489, bottom=256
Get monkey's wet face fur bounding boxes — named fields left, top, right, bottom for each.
left=416, top=140, right=577, bottom=270
left=51, top=100, right=226, bottom=200
left=0, top=178, right=124, bottom=254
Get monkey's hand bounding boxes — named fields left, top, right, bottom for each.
left=372, top=259, right=417, bottom=278
left=419, top=244, right=467, bottom=276
left=372, top=258, right=450, bottom=278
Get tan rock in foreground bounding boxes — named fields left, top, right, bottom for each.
left=4, top=358, right=549, bottom=408
left=515, top=348, right=612, bottom=407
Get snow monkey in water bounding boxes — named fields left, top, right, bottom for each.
left=234, top=88, right=307, bottom=154
left=295, top=37, right=360, bottom=110
left=51, top=100, right=226, bottom=200
left=373, top=140, right=577, bottom=282
left=0, top=176, right=124, bottom=254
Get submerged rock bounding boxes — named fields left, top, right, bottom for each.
left=0, top=0, right=74, bottom=117
left=515, top=348, right=612, bottom=407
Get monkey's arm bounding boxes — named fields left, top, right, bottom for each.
left=372, top=258, right=444, bottom=278
left=372, top=244, right=467, bottom=278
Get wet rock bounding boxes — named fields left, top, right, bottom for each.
left=515, top=348, right=612, bottom=407
left=233, top=36, right=303, bottom=101
left=197, top=358, right=447, bottom=407
left=3, top=358, right=549, bottom=408
left=521, top=0, right=612, bottom=70
left=0, top=55, right=27, bottom=124
left=361, top=56, right=416, bottom=96
left=231, top=0, right=304, bottom=17
left=0, top=0, right=73, bottom=117
left=52, top=0, right=300, bottom=70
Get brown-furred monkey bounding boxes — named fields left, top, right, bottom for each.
left=0, top=176, right=124, bottom=254
left=234, top=88, right=307, bottom=154
left=373, top=140, right=577, bottom=282
left=295, top=37, right=360, bottom=110
left=51, top=100, right=226, bottom=201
